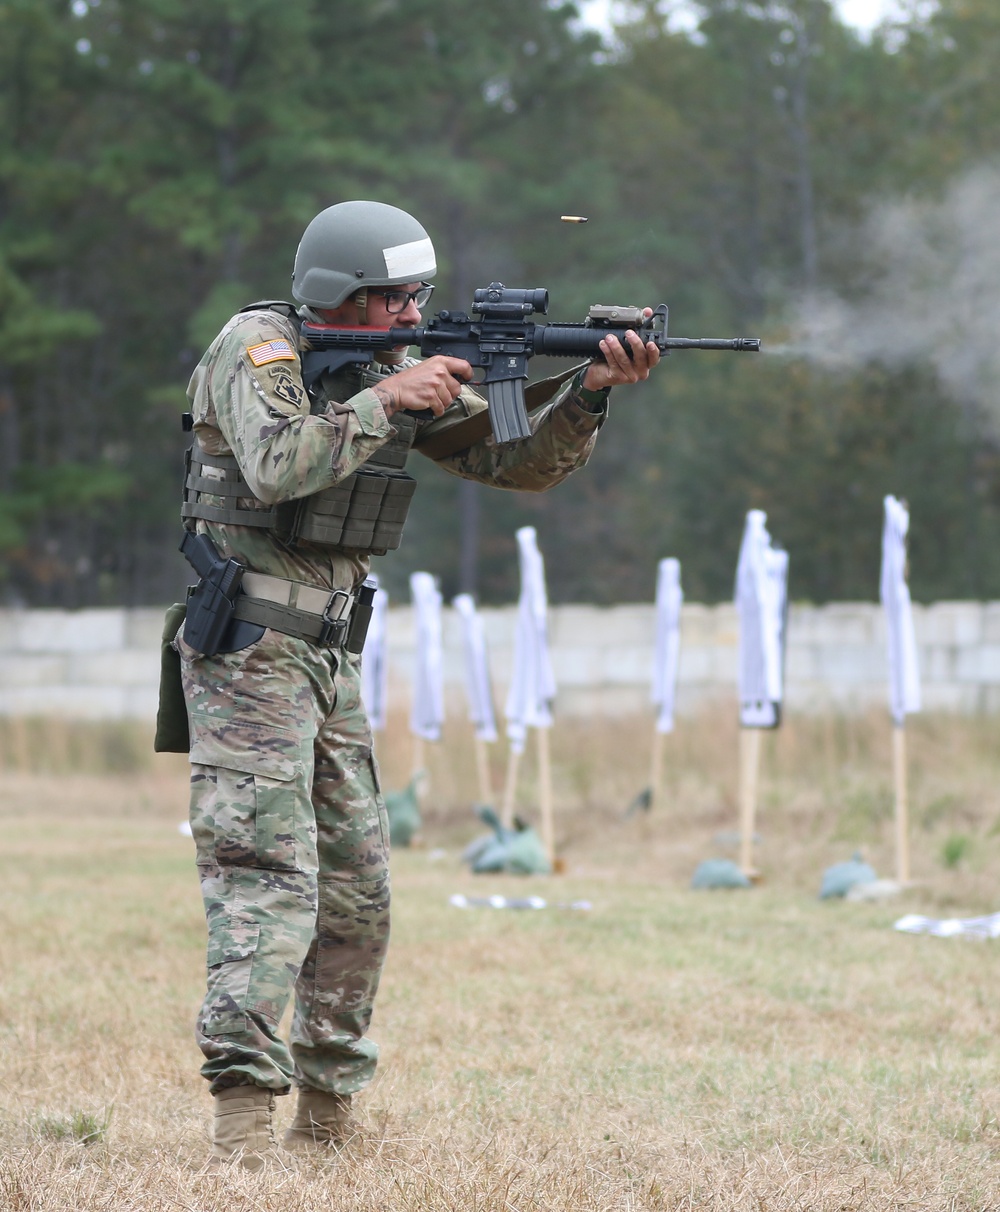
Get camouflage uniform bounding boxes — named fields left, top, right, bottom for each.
left=179, top=304, right=608, bottom=1096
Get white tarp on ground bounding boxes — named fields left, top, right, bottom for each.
left=453, top=593, right=498, bottom=743
left=360, top=575, right=389, bottom=732
left=880, top=494, right=921, bottom=725
left=409, top=571, right=444, bottom=742
left=895, top=912, right=1000, bottom=939
left=651, top=557, right=683, bottom=734
left=505, top=526, right=555, bottom=755
left=735, top=509, right=788, bottom=728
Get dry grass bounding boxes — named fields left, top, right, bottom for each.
left=2, top=708, right=1000, bottom=1209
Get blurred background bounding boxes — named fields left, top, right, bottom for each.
left=1, top=0, right=997, bottom=610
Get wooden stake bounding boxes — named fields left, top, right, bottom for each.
left=412, top=735, right=426, bottom=802
left=893, top=723, right=910, bottom=884
left=500, top=744, right=522, bottom=829
left=474, top=734, right=493, bottom=806
left=648, top=726, right=666, bottom=814
left=537, top=726, right=554, bottom=865
left=738, top=726, right=762, bottom=876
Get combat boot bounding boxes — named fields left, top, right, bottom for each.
left=283, top=1087, right=358, bottom=1151
left=209, top=1085, right=288, bottom=1171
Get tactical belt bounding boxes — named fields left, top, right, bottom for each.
left=233, top=571, right=357, bottom=647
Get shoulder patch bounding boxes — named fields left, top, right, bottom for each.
left=246, top=339, right=296, bottom=367
left=271, top=370, right=305, bottom=407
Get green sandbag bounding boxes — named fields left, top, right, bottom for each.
left=476, top=804, right=505, bottom=835
left=462, top=832, right=501, bottom=867
left=504, top=827, right=551, bottom=875
left=464, top=804, right=551, bottom=875
left=385, top=777, right=422, bottom=847
left=470, top=838, right=512, bottom=873
left=819, top=854, right=877, bottom=899
left=690, top=858, right=751, bottom=890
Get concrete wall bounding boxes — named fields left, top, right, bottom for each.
left=0, top=608, right=165, bottom=720
left=2, top=600, right=1000, bottom=720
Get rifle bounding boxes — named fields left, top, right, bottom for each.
left=300, top=283, right=761, bottom=445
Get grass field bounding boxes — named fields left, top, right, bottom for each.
left=2, top=708, right=1000, bottom=1209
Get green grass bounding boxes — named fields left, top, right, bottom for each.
left=941, top=833, right=973, bottom=869
left=35, top=1107, right=113, bottom=1146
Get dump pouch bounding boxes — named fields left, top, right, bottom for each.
left=153, top=601, right=191, bottom=753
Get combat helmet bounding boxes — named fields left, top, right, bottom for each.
left=292, top=201, right=437, bottom=309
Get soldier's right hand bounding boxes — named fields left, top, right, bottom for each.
left=372, top=356, right=474, bottom=419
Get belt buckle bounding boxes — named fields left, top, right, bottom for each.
left=318, top=589, right=351, bottom=647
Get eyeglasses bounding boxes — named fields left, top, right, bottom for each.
left=372, top=284, right=435, bottom=313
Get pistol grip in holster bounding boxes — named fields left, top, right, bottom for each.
left=179, top=530, right=246, bottom=656
left=345, top=579, right=378, bottom=655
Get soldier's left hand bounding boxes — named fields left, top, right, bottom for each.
left=581, top=310, right=660, bottom=393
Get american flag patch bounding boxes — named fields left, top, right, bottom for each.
left=246, top=339, right=296, bottom=366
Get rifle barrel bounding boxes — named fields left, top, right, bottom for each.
left=664, top=337, right=760, bottom=351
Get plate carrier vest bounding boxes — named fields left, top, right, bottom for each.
left=181, top=302, right=419, bottom=556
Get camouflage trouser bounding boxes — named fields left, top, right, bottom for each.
left=177, top=626, right=390, bottom=1096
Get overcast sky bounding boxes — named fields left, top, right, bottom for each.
left=577, top=0, right=922, bottom=38
left=832, top=0, right=914, bottom=30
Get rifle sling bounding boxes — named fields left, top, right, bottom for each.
left=414, top=364, right=585, bottom=461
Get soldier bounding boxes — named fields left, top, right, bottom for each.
left=177, top=200, right=659, bottom=1169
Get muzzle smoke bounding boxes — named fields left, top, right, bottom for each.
left=770, top=164, right=1000, bottom=431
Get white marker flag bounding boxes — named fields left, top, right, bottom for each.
left=880, top=495, right=921, bottom=725
left=409, top=571, right=444, bottom=742
left=735, top=510, right=788, bottom=729
left=453, top=593, right=498, bottom=743
left=505, top=526, right=556, bottom=755
left=652, top=558, right=683, bottom=733
left=360, top=574, right=389, bottom=732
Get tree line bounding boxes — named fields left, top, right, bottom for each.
left=1, top=0, right=998, bottom=608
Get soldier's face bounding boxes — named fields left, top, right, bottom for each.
left=365, top=283, right=424, bottom=328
